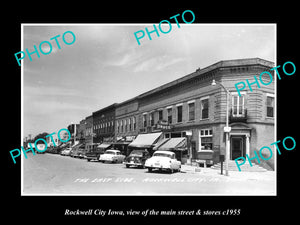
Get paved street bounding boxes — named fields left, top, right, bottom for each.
left=22, top=153, right=276, bottom=195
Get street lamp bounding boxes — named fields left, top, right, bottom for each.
left=211, top=79, right=231, bottom=176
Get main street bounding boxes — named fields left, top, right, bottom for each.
left=22, top=153, right=276, bottom=195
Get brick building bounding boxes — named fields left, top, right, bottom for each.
left=92, top=103, right=117, bottom=145
left=132, top=58, right=275, bottom=168
left=84, top=115, right=94, bottom=151
left=114, top=97, right=139, bottom=155
left=77, top=119, right=86, bottom=143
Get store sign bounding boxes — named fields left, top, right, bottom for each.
left=155, top=120, right=173, bottom=130
left=125, top=136, right=136, bottom=141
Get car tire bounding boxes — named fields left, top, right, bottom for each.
left=126, top=164, right=130, bottom=168
left=148, top=168, right=152, bottom=173
left=87, top=159, right=91, bottom=162
left=169, top=168, right=174, bottom=174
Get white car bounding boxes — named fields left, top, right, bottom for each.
left=60, top=148, right=72, bottom=156
left=99, top=149, right=126, bottom=163
left=145, top=151, right=181, bottom=173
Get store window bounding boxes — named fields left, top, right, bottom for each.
left=266, top=94, right=274, bottom=117
left=199, top=128, right=213, bottom=151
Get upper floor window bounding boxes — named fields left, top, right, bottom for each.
left=167, top=107, right=173, bottom=124
left=188, top=100, right=195, bottom=121
left=200, top=97, right=209, bottom=119
left=129, top=118, right=132, bottom=131
left=143, top=113, right=147, bottom=128
left=177, top=104, right=182, bottom=123
left=158, top=110, right=163, bottom=121
left=266, top=94, right=274, bottom=118
left=150, top=112, right=154, bottom=126
left=133, top=116, right=136, bottom=130
left=231, top=93, right=245, bottom=117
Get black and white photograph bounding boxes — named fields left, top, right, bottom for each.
left=4, top=5, right=298, bottom=224
left=21, top=23, right=276, bottom=196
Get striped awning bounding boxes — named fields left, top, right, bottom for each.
left=97, top=143, right=112, bottom=149
left=128, top=132, right=162, bottom=148
left=154, top=137, right=187, bottom=151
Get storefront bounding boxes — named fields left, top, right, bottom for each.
left=153, top=137, right=187, bottom=163
left=96, top=142, right=113, bottom=153
left=113, top=136, right=136, bottom=156
left=128, top=132, right=162, bottom=155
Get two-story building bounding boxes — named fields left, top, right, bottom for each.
left=92, top=103, right=117, bottom=145
left=131, top=58, right=275, bottom=169
left=84, top=115, right=94, bottom=151
left=114, top=97, right=139, bottom=155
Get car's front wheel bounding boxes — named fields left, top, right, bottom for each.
left=148, top=168, right=152, bottom=172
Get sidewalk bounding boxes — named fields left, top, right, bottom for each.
left=181, top=164, right=276, bottom=182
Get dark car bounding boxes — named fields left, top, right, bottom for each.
left=85, top=148, right=105, bottom=161
left=124, top=149, right=150, bottom=168
left=70, top=146, right=86, bottom=159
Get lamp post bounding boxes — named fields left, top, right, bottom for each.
left=211, top=79, right=230, bottom=176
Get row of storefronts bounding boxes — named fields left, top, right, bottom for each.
left=61, top=58, right=276, bottom=169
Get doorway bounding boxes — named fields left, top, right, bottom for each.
left=230, top=136, right=245, bottom=160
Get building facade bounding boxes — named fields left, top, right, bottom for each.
left=92, top=103, right=117, bottom=144
left=84, top=115, right=94, bottom=151
left=67, top=123, right=80, bottom=146
left=134, top=58, right=275, bottom=169
left=77, top=119, right=86, bottom=143
left=114, top=97, right=139, bottom=155
left=115, top=97, right=139, bottom=141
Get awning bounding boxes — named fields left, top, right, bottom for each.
left=59, top=143, right=69, bottom=148
left=153, top=138, right=170, bottom=150
left=97, top=143, right=112, bottom=149
left=114, top=141, right=132, bottom=145
left=128, top=132, right=162, bottom=148
left=72, top=143, right=81, bottom=148
left=73, top=143, right=84, bottom=149
left=155, top=137, right=187, bottom=151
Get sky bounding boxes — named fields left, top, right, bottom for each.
left=22, top=24, right=276, bottom=139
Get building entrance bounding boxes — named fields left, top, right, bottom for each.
left=230, top=136, right=245, bottom=160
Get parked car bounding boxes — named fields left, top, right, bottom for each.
left=99, top=149, right=126, bottom=163
left=72, top=147, right=86, bottom=159
left=60, top=147, right=72, bottom=156
left=35, top=143, right=46, bottom=154
left=145, top=150, right=181, bottom=173
left=46, top=146, right=60, bottom=154
left=124, top=149, right=150, bottom=168
left=85, top=148, right=105, bottom=161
